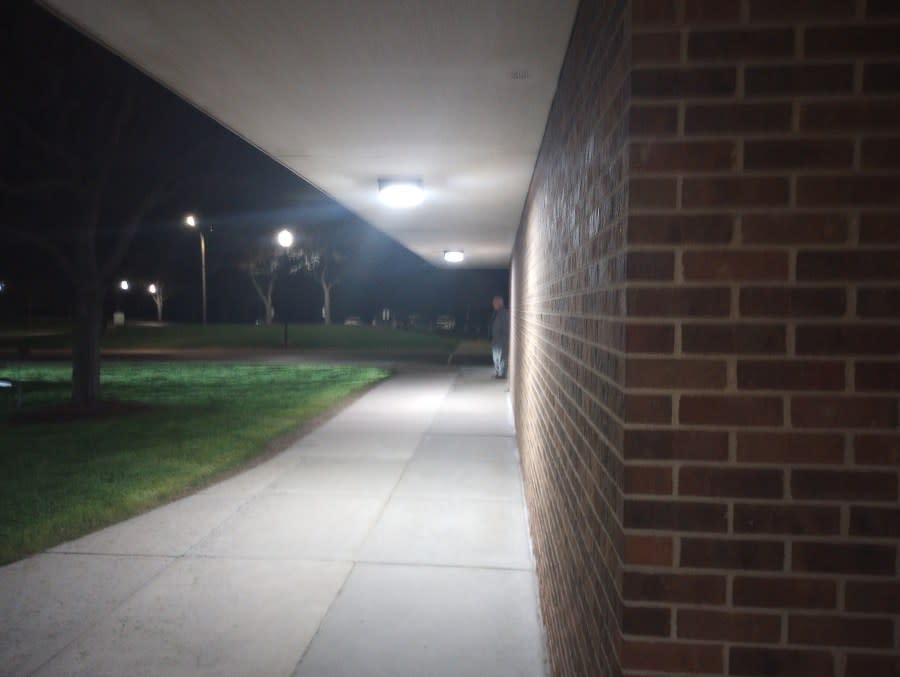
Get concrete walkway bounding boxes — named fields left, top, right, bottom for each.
left=0, top=368, right=546, bottom=677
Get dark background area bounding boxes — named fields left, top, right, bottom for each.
left=0, top=1, right=508, bottom=336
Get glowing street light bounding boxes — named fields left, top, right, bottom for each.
left=147, top=283, right=157, bottom=295
left=119, top=279, right=130, bottom=291
left=277, top=229, right=294, bottom=348
left=184, top=213, right=208, bottom=325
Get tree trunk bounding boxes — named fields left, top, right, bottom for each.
left=265, top=298, right=274, bottom=325
left=322, top=281, right=332, bottom=325
left=72, top=285, right=104, bottom=404
left=154, top=298, right=163, bottom=321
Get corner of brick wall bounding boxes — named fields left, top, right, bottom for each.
left=513, top=1, right=899, bottom=676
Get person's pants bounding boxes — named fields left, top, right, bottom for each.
left=492, top=345, right=507, bottom=377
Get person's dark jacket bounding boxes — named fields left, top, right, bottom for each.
left=490, top=308, right=510, bottom=348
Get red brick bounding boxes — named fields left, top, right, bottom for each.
left=860, top=213, right=900, bottom=243
left=677, top=609, right=780, bottom=643
left=682, top=177, right=789, bottom=208
left=683, top=323, right=786, bottom=354
left=796, top=325, right=900, bottom=355
left=626, top=394, right=672, bottom=423
left=798, top=176, right=900, bottom=206
left=846, top=654, right=900, bottom=677
left=792, top=396, right=898, bottom=429
left=628, top=287, right=730, bottom=317
left=624, top=429, right=729, bottom=461
left=625, top=465, right=672, bottom=495
left=793, top=469, right=898, bottom=501
left=683, top=251, right=788, bottom=281
left=685, top=102, right=792, bottom=134
left=733, top=576, right=837, bottom=609
left=737, top=360, right=845, bottom=390
left=680, top=467, right=783, bottom=499
left=806, top=25, right=900, bottom=57
left=792, top=542, right=896, bottom=576
left=625, top=324, right=675, bottom=353
left=856, top=361, right=900, bottom=391
left=623, top=571, right=727, bottom=605
left=624, top=534, right=673, bottom=566
left=630, top=141, right=736, bottom=173
left=629, top=105, right=678, bottom=136
left=631, top=67, right=736, bottom=98
left=632, top=0, right=679, bottom=27
left=625, top=251, right=675, bottom=281
left=797, top=251, right=900, bottom=279
left=737, top=432, right=845, bottom=464
left=678, top=609, right=781, bottom=643
left=749, top=0, right=855, bottom=21
left=624, top=499, right=728, bottom=532
left=630, top=178, right=677, bottom=209
left=742, top=213, right=849, bottom=244
left=621, top=639, right=723, bottom=674
left=680, top=538, right=784, bottom=570
left=800, top=100, right=900, bottom=131
left=746, top=64, right=854, bottom=96
left=626, top=358, right=726, bottom=389
left=789, top=615, right=895, bottom=649
left=861, top=137, right=900, bottom=169
left=734, top=504, right=841, bottom=535
left=850, top=507, right=900, bottom=538
left=857, top=288, right=900, bottom=317
left=744, top=139, right=854, bottom=170
left=632, top=32, right=681, bottom=64
left=627, top=214, right=733, bottom=244
left=856, top=434, right=900, bottom=466
left=845, top=581, right=900, bottom=613
left=729, top=648, right=834, bottom=677
left=688, top=29, right=794, bottom=60
left=739, top=287, right=846, bottom=317
left=684, top=0, right=741, bottom=23
left=681, top=395, right=783, bottom=426
left=865, top=62, right=900, bottom=93
left=623, top=606, right=670, bottom=637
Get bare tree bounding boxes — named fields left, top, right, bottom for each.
left=243, top=247, right=280, bottom=325
left=148, top=282, right=167, bottom=322
left=1, top=15, right=205, bottom=404
left=292, top=228, right=348, bottom=325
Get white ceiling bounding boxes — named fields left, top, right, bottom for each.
left=43, top=1, right=578, bottom=267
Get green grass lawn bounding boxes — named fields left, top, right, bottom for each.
left=0, top=322, right=460, bottom=353
left=0, top=361, right=388, bottom=564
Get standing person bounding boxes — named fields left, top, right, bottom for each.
left=490, top=295, right=510, bottom=379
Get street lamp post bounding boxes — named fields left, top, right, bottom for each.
left=277, top=228, right=294, bottom=349
left=184, top=214, right=207, bottom=325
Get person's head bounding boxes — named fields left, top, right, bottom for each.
left=492, top=296, right=504, bottom=310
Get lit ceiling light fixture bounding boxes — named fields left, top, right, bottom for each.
left=443, top=250, right=465, bottom=263
left=378, top=178, right=424, bottom=208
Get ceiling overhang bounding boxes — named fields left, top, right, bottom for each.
left=42, top=1, right=578, bottom=267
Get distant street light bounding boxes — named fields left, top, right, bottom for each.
left=277, top=229, right=294, bottom=348
left=147, top=283, right=157, bottom=294
left=0, top=281, right=6, bottom=293
left=119, top=279, right=130, bottom=291
left=184, top=213, right=208, bottom=325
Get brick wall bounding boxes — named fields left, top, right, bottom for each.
left=512, top=1, right=900, bottom=676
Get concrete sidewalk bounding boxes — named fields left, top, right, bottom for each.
left=0, top=368, right=546, bottom=677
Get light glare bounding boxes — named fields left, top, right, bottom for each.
left=148, top=284, right=157, bottom=294
left=185, top=214, right=197, bottom=227
left=277, top=229, right=294, bottom=248
left=119, top=280, right=130, bottom=291
left=443, top=250, right=465, bottom=263
left=378, top=181, right=424, bottom=208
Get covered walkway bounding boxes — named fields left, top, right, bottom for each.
left=0, top=367, right=545, bottom=676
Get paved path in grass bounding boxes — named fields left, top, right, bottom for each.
left=0, top=367, right=546, bottom=677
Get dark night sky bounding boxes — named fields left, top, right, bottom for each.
left=0, top=1, right=508, bottom=333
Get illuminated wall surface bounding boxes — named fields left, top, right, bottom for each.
left=511, top=1, right=900, bottom=675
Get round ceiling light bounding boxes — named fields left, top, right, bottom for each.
left=378, top=179, right=424, bottom=208
left=443, top=250, right=465, bottom=263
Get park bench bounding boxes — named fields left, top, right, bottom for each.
left=0, top=377, right=23, bottom=408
